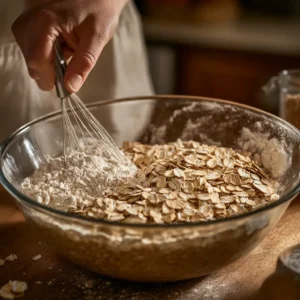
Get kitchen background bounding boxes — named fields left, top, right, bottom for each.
left=134, top=0, right=300, bottom=115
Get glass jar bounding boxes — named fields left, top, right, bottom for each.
left=263, top=70, right=300, bottom=129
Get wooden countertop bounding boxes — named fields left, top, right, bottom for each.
left=1, top=185, right=300, bottom=300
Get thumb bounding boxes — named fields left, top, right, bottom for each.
left=64, top=33, right=106, bottom=93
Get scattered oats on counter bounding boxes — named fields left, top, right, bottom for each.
left=32, top=255, right=41, bottom=261
left=21, top=140, right=279, bottom=224
left=0, top=259, right=5, bottom=267
left=5, top=255, right=17, bottom=262
left=0, top=281, right=27, bottom=300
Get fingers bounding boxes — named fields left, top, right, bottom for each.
left=64, top=37, right=103, bottom=93
left=12, top=9, right=58, bottom=91
left=61, top=44, right=74, bottom=62
left=30, top=33, right=56, bottom=91
left=28, top=67, right=40, bottom=80
left=28, top=66, right=54, bottom=90
left=12, top=3, right=118, bottom=93
left=64, top=20, right=111, bottom=93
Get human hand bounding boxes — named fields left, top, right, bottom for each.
left=12, top=0, right=128, bottom=92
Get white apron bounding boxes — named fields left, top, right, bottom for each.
left=0, top=1, right=154, bottom=144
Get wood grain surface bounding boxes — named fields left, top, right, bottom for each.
left=1, top=185, right=300, bottom=300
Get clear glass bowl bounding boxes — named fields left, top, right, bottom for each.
left=1, top=96, right=300, bottom=282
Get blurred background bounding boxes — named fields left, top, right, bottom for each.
left=134, top=0, right=300, bottom=115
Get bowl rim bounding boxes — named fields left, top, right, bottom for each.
left=1, top=94, right=300, bottom=228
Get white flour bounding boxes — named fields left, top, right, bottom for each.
left=181, top=119, right=222, bottom=146
left=21, top=147, right=137, bottom=210
left=237, top=127, right=290, bottom=178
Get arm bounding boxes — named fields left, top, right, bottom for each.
left=12, top=0, right=129, bottom=92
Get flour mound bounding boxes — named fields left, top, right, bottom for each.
left=21, top=147, right=137, bottom=210
left=238, top=128, right=289, bottom=178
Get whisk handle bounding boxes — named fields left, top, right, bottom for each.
left=54, top=40, right=71, bottom=99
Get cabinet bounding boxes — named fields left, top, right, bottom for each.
left=176, top=48, right=300, bottom=109
left=144, top=18, right=300, bottom=113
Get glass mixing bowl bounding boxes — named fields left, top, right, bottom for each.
left=1, top=96, right=300, bottom=282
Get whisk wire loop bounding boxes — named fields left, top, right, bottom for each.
left=54, top=40, right=124, bottom=164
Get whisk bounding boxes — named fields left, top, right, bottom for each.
left=54, top=40, right=124, bottom=162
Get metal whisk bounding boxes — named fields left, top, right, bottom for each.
left=54, top=40, right=124, bottom=162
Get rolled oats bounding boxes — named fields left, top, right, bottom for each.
left=32, top=254, right=41, bottom=261
left=0, top=281, right=27, bottom=300
left=22, top=140, right=279, bottom=224
left=5, top=255, right=17, bottom=262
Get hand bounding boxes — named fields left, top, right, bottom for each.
left=12, top=0, right=128, bottom=92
